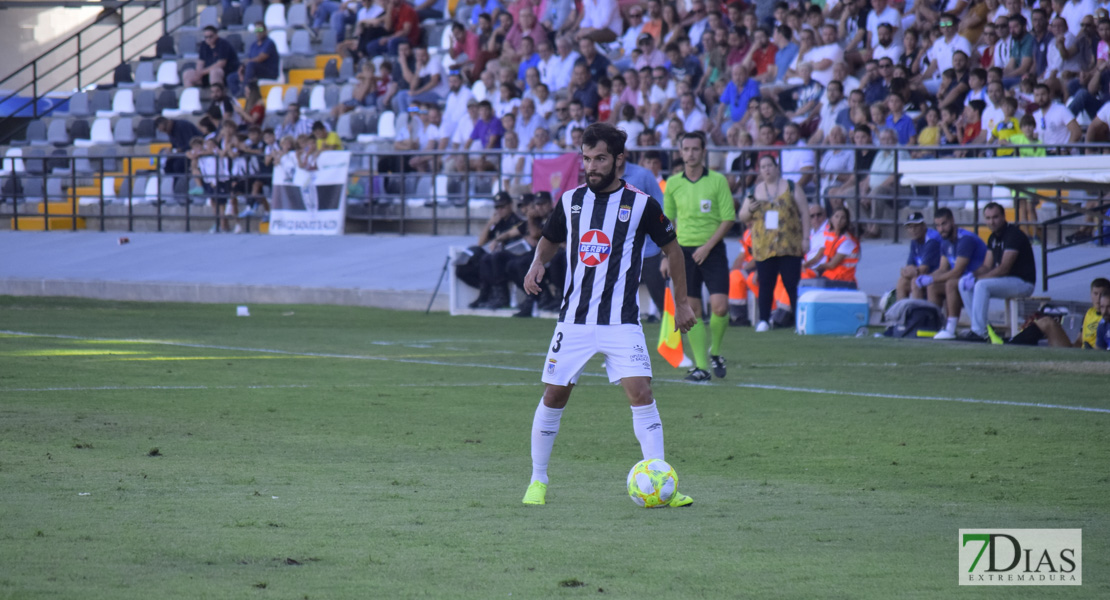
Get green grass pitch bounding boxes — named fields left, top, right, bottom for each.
left=0, top=296, right=1107, bottom=599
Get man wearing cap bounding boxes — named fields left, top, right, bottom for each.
left=468, top=192, right=527, bottom=309
left=895, top=212, right=943, bottom=303
left=242, top=22, right=279, bottom=86
left=633, top=33, right=666, bottom=70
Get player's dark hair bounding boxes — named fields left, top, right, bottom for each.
left=983, top=202, right=1005, bottom=216
left=935, top=207, right=954, bottom=221
left=582, top=122, right=626, bottom=158
left=681, top=130, right=707, bottom=148
left=1091, top=278, right=1110, bottom=291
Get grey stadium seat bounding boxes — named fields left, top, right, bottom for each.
left=291, top=30, right=313, bottom=55
left=134, top=61, right=156, bottom=85
left=135, top=90, right=157, bottom=116
left=23, top=120, right=47, bottom=145
left=242, top=4, right=264, bottom=28
left=287, top=3, right=308, bottom=28
left=47, top=119, right=70, bottom=146
left=114, top=117, right=136, bottom=145
left=67, top=92, right=91, bottom=117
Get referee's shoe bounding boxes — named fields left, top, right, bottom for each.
left=710, top=355, right=727, bottom=378
left=684, top=368, right=711, bottom=382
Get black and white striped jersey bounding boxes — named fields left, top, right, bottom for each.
left=541, top=181, right=677, bottom=325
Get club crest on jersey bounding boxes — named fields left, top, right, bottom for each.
left=578, top=229, right=612, bottom=267
left=547, top=359, right=557, bottom=375
left=618, top=206, right=631, bottom=222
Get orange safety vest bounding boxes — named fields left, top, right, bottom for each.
left=740, top=229, right=754, bottom=263
left=822, top=230, right=859, bottom=282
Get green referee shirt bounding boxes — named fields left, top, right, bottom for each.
left=663, top=168, right=736, bottom=247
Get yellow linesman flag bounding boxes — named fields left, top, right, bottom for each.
left=657, top=287, right=684, bottom=368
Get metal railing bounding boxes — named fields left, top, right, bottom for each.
left=1, top=142, right=1106, bottom=286
left=0, top=0, right=196, bottom=143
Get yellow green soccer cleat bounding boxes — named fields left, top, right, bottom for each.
left=668, top=491, right=693, bottom=507
left=987, top=325, right=1004, bottom=345
left=522, top=481, right=547, bottom=505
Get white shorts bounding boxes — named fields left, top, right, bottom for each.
left=541, top=323, right=653, bottom=386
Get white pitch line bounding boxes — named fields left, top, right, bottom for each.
left=3, top=330, right=1108, bottom=414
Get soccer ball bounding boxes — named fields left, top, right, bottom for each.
left=626, top=458, right=677, bottom=508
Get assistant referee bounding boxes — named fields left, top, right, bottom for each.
left=662, top=131, right=736, bottom=382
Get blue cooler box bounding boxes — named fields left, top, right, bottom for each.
left=796, top=290, right=869, bottom=336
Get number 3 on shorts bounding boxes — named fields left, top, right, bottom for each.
left=551, top=332, right=563, bottom=353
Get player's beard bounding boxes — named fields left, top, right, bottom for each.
left=586, top=162, right=618, bottom=194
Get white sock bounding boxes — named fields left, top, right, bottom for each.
left=631, top=401, right=664, bottom=461
left=945, top=317, right=958, bottom=333
left=530, top=400, right=564, bottom=484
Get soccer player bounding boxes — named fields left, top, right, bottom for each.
left=662, top=131, right=736, bottom=381
left=928, top=208, right=989, bottom=340
left=520, top=123, right=697, bottom=507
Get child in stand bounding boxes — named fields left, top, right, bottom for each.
left=915, top=106, right=941, bottom=157
left=1002, top=114, right=1046, bottom=239
left=217, top=120, right=244, bottom=233
left=992, top=97, right=1021, bottom=156
left=295, top=134, right=319, bottom=170
left=195, top=137, right=232, bottom=233
left=238, top=125, right=267, bottom=218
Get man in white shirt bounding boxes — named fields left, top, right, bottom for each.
left=1031, top=82, right=1081, bottom=147
left=871, top=23, right=903, bottom=63
left=993, top=15, right=1012, bottom=69
left=562, top=100, right=589, bottom=148
left=440, top=71, right=474, bottom=144
left=810, top=80, right=849, bottom=144
left=979, top=81, right=1008, bottom=138
left=515, top=97, right=546, bottom=147
left=618, top=7, right=646, bottom=59
left=866, top=0, right=902, bottom=54
left=806, top=24, right=845, bottom=87
left=780, top=122, right=815, bottom=188
left=551, top=36, right=581, bottom=93
left=576, top=0, right=621, bottom=43
left=833, top=62, right=861, bottom=95
left=1061, top=0, right=1095, bottom=36
left=649, top=66, right=677, bottom=124
left=921, top=14, right=972, bottom=92
left=446, top=100, right=479, bottom=171
left=675, top=92, right=709, bottom=133
left=536, top=40, right=561, bottom=91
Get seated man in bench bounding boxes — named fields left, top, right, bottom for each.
left=931, top=207, right=989, bottom=340
left=894, top=212, right=942, bottom=304
left=957, top=202, right=1037, bottom=342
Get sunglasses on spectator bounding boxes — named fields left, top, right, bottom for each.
left=939, top=19, right=954, bottom=27
left=810, top=210, right=824, bottom=217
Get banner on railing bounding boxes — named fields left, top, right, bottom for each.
left=269, top=151, right=350, bottom=235
left=531, top=153, right=581, bottom=201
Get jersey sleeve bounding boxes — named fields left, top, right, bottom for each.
left=717, top=174, right=737, bottom=222
left=642, top=197, right=677, bottom=248
left=541, top=200, right=568, bottom=243
left=922, top=239, right=941, bottom=272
